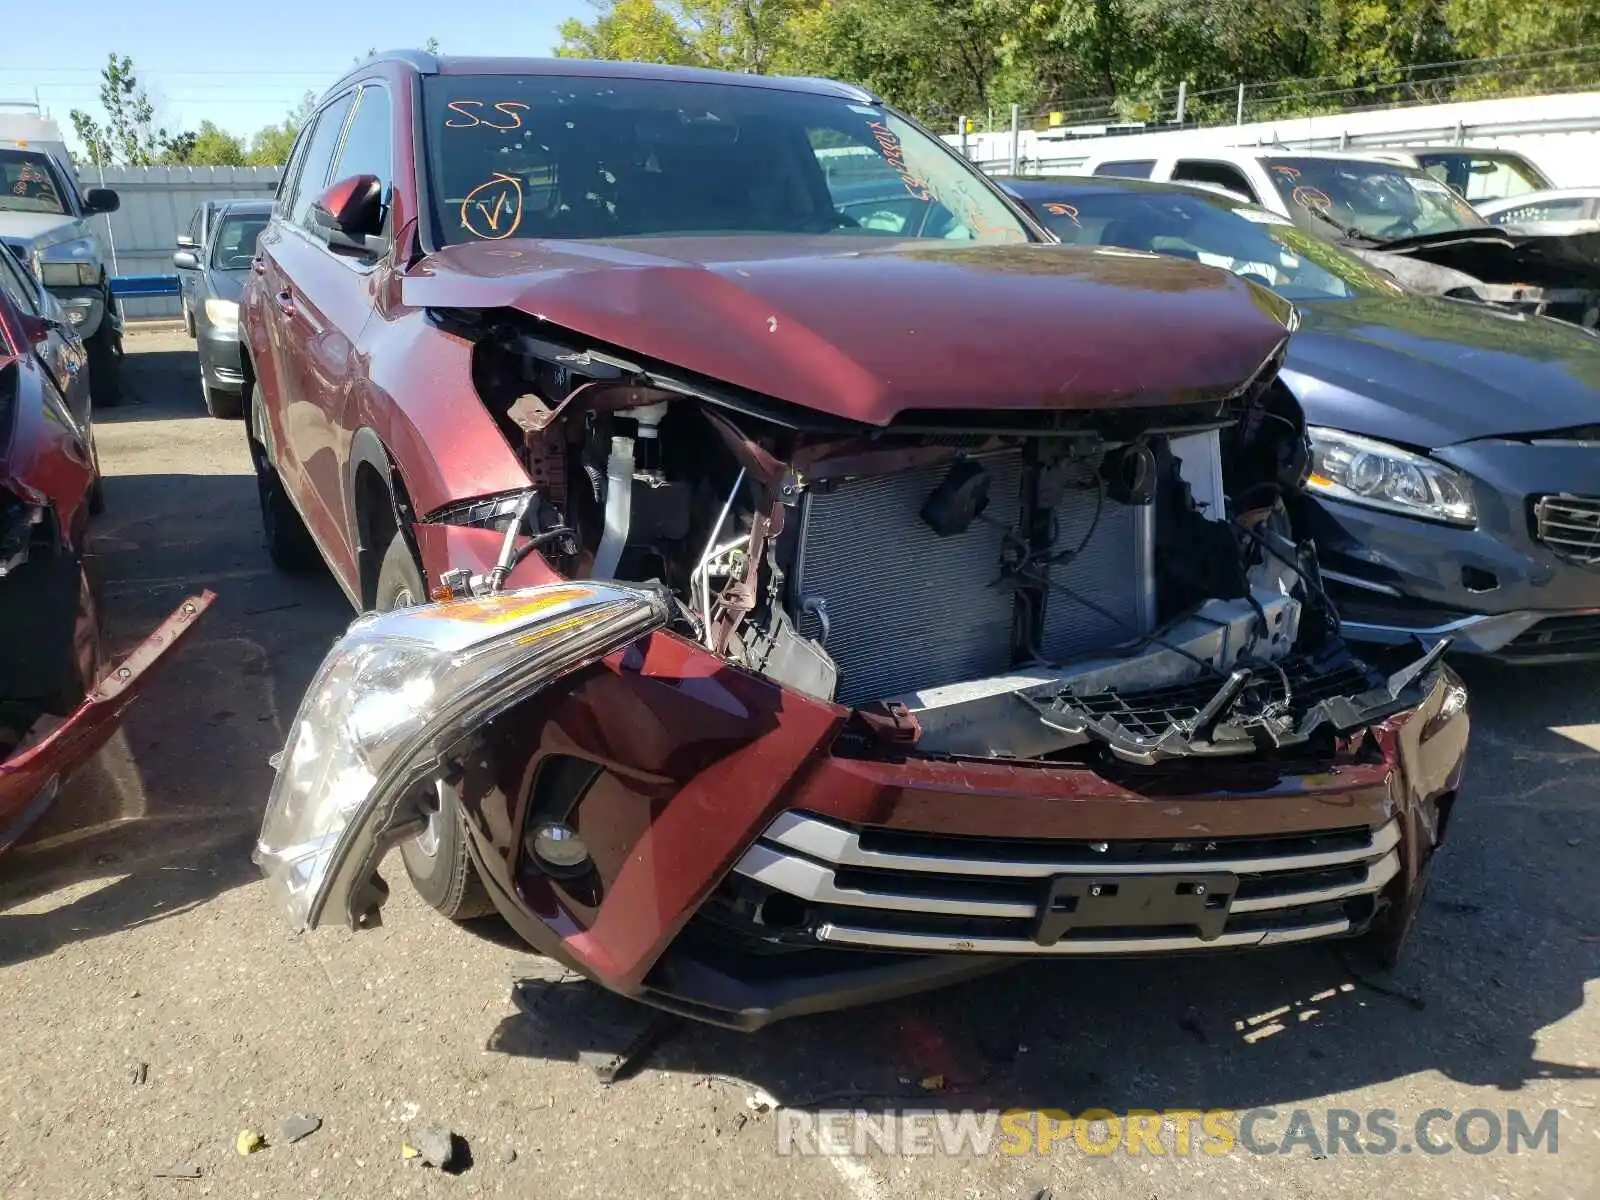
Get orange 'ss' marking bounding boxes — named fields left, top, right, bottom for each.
left=489, top=101, right=529, bottom=131
left=444, top=99, right=530, bottom=130
left=1043, top=202, right=1080, bottom=225
left=445, top=100, right=484, bottom=128
left=461, top=173, right=524, bottom=240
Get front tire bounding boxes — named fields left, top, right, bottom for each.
left=86, top=322, right=122, bottom=409
left=182, top=300, right=195, bottom=338
left=377, top=533, right=496, bottom=923
left=247, top=387, right=320, bottom=573
left=200, top=361, right=242, bottom=419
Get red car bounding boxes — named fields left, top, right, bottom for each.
left=0, top=281, right=210, bottom=852
left=248, top=53, right=1469, bottom=1029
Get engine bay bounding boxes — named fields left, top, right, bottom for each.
left=431, top=309, right=1443, bottom=765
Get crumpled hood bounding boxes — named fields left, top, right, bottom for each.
left=0, top=211, right=81, bottom=255
left=1280, top=294, right=1600, bottom=447
left=1373, top=224, right=1600, bottom=291
left=403, top=235, right=1292, bottom=425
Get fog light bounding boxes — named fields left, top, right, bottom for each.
left=531, top=822, right=589, bottom=871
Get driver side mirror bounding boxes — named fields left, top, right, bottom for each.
left=309, top=174, right=387, bottom=256
left=84, top=188, right=120, bottom=215
left=172, top=249, right=200, bottom=271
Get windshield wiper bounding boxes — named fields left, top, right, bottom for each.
left=1302, top=203, right=1384, bottom=247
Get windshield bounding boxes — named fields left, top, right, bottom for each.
left=1264, top=157, right=1486, bottom=242
left=210, top=212, right=268, bottom=270
left=0, top=150, right=68, bottom=216
left=421, top=75, right=1030, bottom=246
left=1032, top=188, right=1405, bottom=302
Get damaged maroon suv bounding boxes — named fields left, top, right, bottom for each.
left=248, top=52, right=1469, bottom=1030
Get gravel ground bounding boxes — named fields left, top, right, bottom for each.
left=0, top=326, right=1596, bottom=1199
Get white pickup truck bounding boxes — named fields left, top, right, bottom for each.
left=1078, top=147, right=1600, bottom=327
left=0, top=103, right=124, bottom=405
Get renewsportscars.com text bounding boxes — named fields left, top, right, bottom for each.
left=776, top=1107, right=1560, bottom=1158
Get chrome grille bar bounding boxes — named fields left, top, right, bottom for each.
left=761, top=811, right=1400, bottom=879
left=729, top=812, right=1402, bottom=957
left=813, top=918, right=1352, bottom=954
left=1534, top=494, right=1600, bottom=565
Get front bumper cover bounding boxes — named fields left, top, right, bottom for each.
left=197, top=326, right=244, bottom=391
left=457, top=630, right=1467, bottom=1030
left=46, top=285, right=108, bottom=341
left=1, top=592, right=213, bottom=853
left=262, top=569, right=1468, bottom=1031
left=1306, top=437, right=1600, bottom=661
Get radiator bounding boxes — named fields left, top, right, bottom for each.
left=793, top=454, right=1154, bottom=706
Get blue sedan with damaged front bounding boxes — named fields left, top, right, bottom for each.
left=1002, top=175, right=1600, bottom=663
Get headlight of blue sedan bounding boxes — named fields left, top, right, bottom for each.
left=1306, top=426, right=1477, bottom=527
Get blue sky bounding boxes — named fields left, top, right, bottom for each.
left=0, top=0, right=591, bottom=146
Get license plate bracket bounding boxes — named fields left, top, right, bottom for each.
left=1034, top=872, right=1237, bottom=946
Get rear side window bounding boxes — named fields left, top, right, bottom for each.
left=1171, top=160, right=1259, bottom=202
left=1092, top=160, right=1155, bottom=179
left=276, top=122, right=317, bottom=217
left=288, top=93, right=355, bottom=230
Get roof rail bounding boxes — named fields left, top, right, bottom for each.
left=357, top=48, right=440, bottom=74
left=322, top=48, right=440, bottom=99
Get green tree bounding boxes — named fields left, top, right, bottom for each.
left=551, top=0, right=1600, bottom=129
left=246, top=91, right=317, bottom=166
left=69, top=53, right=197, bottom=166
left=1444, top=0, right=1600, bottom=95
left=188, top=121, right=246, bottom=166
left=791, top=0, right=1006, bottom=123
left=556, top=0, right=698, bottom=64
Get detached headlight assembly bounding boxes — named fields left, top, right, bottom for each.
left=36, top=236, right=100, bottom=287
left=254, top=582, right=671, bottom=933
left=204, top=297, right=239, bottom=333
left=1306, top=426, right=1476, bottom=526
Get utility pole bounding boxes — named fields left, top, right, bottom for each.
left=1009, top=104, right=1020, bottom=174
left=1176, top=81, right=1187, bottom=125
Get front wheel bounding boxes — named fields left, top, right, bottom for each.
left=85, top=322, right=122, bottom=409
left=378, top=533, right=496, bottom=922
left=247, top=388, right=320, bottom=573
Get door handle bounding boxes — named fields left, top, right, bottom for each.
left=252, top=256, right=266, bottom=275
left=275, top=290, right=296, bottom=317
